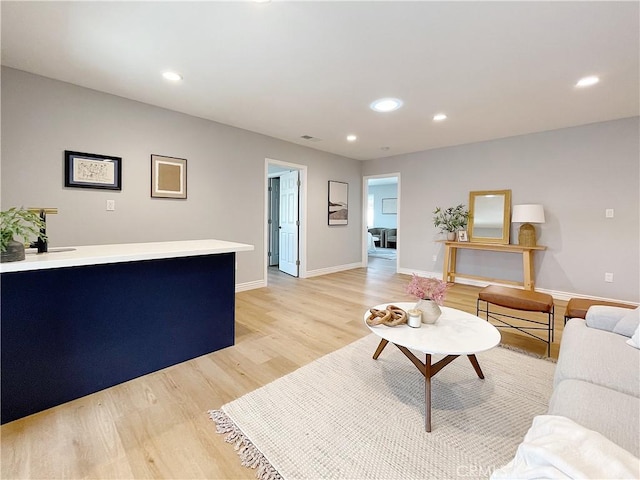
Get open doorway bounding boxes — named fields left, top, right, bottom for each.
left=363, top=174, right=400, bottom=271
left=265, top=159, right=308, bottom=283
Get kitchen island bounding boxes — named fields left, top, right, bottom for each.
left=0, top=239, right=253, bottom=424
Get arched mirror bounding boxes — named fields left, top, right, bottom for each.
left=468, top=190, right=511, bottom=244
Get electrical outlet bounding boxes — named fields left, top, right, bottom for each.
left=605, top=209, right=614, bottom=218
left=106, top=200, right=115, bottom=211
left=432, top=254, right=437, bottom=262
left=605, top=272, right=614, bottom=283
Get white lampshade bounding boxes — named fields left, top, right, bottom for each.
left=512, top=204, right=545, bottom=224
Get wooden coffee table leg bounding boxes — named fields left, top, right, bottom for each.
left=376, top=346, right=484, bottom=432
left=467, top=354, right=485, bottom=379
left=425, top=353, right=432, bottom=432
left=372, top=339, right=389, bottom=359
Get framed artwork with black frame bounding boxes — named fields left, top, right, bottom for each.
left=151, top=154, right=187, bottom=199
left=64, top=150, right=122, bottom=190
left=328, top=181, right=348, bottom=225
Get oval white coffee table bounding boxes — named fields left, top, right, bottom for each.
left=364, top=302, right=501, bottom=432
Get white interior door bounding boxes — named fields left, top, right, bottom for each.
left=279, top=170, right=299, bottom=277
left=268, top=177, right=280, bottom=266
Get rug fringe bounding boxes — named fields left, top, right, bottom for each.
left=498, top=343, right=557, bottom=363
left=209, top=410, right=282, bottom=480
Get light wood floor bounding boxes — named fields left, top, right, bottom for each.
left=1, top=258, right=567, bottom=479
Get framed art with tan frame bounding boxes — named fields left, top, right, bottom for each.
left=151, top=154, right=187, bottom=199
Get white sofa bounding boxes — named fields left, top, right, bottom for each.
left=493, top=305, right=640, bottom=479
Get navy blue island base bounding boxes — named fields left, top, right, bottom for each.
left=1, top=252, right=235, bottom=424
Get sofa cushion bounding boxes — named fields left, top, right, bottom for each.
left=586, top=305, right=637, bottom=336
left=628, top=325, right=640, bottom=350
left=554, top=319, right=640, bottom=398
left=548, top=379, right=640, bottom=457
left=613, top=307, right=640, bottom=338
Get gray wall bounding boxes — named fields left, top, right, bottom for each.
left=3, top=67, right=638, bottom=302
left=0, top=67, right=363, bottom=284
left=363, top=117, right=640, bottom=302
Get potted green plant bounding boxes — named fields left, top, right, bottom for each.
left=1, top=207, right=47, bottom=262
left=433, top=204, right=469, bottom=240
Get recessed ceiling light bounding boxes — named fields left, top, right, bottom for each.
left=370, top=98, right=403, bottom=113
left=346, top=134, right=357, bottom=142
left=162, top=71, right=182, bottom=81
left=433, top=113, right=448, bottom=122
left=576, top=75, right=599, bottom=88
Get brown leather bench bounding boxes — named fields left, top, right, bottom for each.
left=564, top=298, right=634, bottom=324
left=477, top=285, right=555, bottom=355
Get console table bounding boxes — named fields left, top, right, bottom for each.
left=442, top=241, right=546, bottom=291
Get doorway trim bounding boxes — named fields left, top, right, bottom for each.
left=362, top=173, right=401, bottom=269
left=265, top=158, right=308, bottom=284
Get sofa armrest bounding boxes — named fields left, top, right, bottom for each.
left=586, top=306, right=637, bottom=336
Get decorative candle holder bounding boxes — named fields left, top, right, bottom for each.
left=407, top=309, right=422, bottom=328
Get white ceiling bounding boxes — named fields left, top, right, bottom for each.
left=2, top=1, right=638, bottom=161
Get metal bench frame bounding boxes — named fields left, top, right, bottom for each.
left=477, top=298, right=554, bottom=356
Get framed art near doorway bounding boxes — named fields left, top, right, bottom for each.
left=328, top=181, right=348, bottom=225
left=382, top=197, right=397, bottom=214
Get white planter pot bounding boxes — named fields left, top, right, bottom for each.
left=415, top=299, right=442, bottom=324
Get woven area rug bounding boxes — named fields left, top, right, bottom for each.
left=210, top=334, right=555, bottom=480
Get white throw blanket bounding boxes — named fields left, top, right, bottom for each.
left=491, top=415, right=640, bottom=479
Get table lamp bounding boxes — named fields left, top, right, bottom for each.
left=512, top=204, right=545, bottom=247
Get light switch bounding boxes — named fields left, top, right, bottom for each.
left=605, top=272, right=614, bottom=283
left=106, top=200, right=115, bottom=211
left=605, top=209, right=614, bottom=218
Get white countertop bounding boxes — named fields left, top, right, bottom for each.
left=0, top=239, right=254, bottom=273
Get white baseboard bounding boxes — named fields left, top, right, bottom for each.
left=235, top=279, right=266, bottom=292
left=237, top=267, right=638, bottom=306
left=397, top=267, right=441, bottom=279
left=306, top=262, right=363, bottom=278
left=396, top=267, right=638, bottom=305
left=535, top=289, right=637, bottom=305
left=236, top=263, right=363, bottom=291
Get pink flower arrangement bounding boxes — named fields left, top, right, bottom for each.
left=406, top=274, right=449, bottom=305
